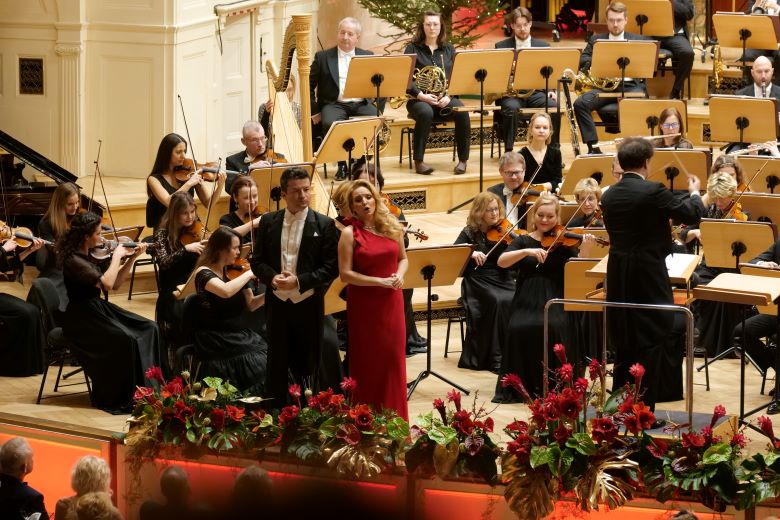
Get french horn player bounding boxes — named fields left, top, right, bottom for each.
left=403, top=10, right=471, bottom=176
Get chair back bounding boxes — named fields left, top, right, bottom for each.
left=26, top=277, right=63, bottom=333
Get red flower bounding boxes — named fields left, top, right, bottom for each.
left=588, top=359, right=603, bottom=381
left=210, top=408, right=225, bottom=430
left=505, top=420, right=529, bottom=435
left=624, top=415, right=640, bottom=434
left=249, top=409, right=266, bottom=422
left=633, top=403, right=655, bottom=430
left=553, top=343, right=567, bottom=364
left=501, top=374, right=531, bottom=402
left=133, top=386, right=154, bottom=401
left=557, top=363, right=573, bottom=383
left=731, top=432, right=747, bottom=448
left=542, top=395, right=560, bottom=422
left=278, top=405, right=299, bottom=427
left=681, top=431, right=706, bottom=448
left=288, top=384, right=301, bottom=399
left=432, top=398, right=447, bottom=422
left=647, top=438, right=669, bottom=458
left=172, top=400, right=194, bottom=424
left=145, top=366, right=165, bottom=385
left=553, top=422, right=573, bottom=444
left=506, top=434, right=533, bottom=463
left=574, top=377, right=589, bottom=395
left=337, top=423, right=361, bottom=445
left=555, top=388, right=582, bottom=420
left=349, top=404, right=374, bottom=431
left=340, top=377, right=357, bottom=394
left=710, top=405, right=726, bottom=428
left=758, top=416, right=776, bottom=441
left=482, top=417, right=494, bottom=433
left=447, top=389, right=462, bottom=411
left=225, top=405, right=245, bottom=423
left=529, top=399, right=546, bottom=428
left=452, top=409, right=474, bottom=436
left=618, top=395, right=634, bottom=415
left=162, top=376, right=183, bottom=398
left=591, top=417, right=618, bottom=444
left=629, top=363, right=645, bottom=388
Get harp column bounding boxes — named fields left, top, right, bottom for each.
left=293, top=14, right=313, bottom=162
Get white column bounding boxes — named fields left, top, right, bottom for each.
left=54, top=42, right=83, bottom=175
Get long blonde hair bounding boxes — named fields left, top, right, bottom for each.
left=529, top=193, right=560, bottom=232
left=159, top=192, right=197, bottom=251
left=347, top=180, right=404, bottom=240
left=42, top=182, right=80, bottom=239
left=467, top=192, right=504, bottom=231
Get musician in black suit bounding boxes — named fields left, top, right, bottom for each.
left=654, top=0, right=694, bottom=99
left=310, top=18, right=384, bottom=179
left=736, top=56, right=780, bottom=99
left=494, top=7, right=560, bottom=151
left=487, top=151, right=526, bottom=226
left=0, top=437, right=49, bottom=520
left=250, top=167, right=339, bottom=406
left=224, top=121, right=277, bottom=200
left=573, top=2, right=649, bottom=154
left=743, top=0, right=780, bottom=83
left=601, top=138, right=703, bottom=412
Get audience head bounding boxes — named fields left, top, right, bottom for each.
left=71, top=456, right=112, bottom=497
left=606, top=1, right=628, bottom=36
left=658, top=107, right=685, bottom=143
left=76, top=491, right=122, bottom=520
left=526, top=112, right=553, bottom=145
left=498, top=151, right=526, bottom=190
left=467, top=192, right=504, bottom=231
left=530, top=192, right=561, bottom=232
left=711, top=154, right=745, bottom=187
left=752, top=56, right=774, bottom=88
left=159, top=465, right=190, bottom=505
left=671, top=511, right=699, bottom=520
left=507, top=7, right=533, bottom=41
left=151, top=133, right=187, bottom=176
left=350, top=158, right=385, bottom=191
left=280, top=167, right=312, bottom=213
left=413, top=10, right=446, bottom=47
left=241, top=121, right=267, bottom=159
left=232, top=465, right=272, bottom=511
left=617, top=137, right=654, bottom=173
left=44, top=182, right=81, bottom=238
left=0, top=437, right=34, bottom=479
left=337, top=17, right=361, bottom=53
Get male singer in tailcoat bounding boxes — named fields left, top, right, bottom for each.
left=601, top=138, right=704, bottom=411
left=250, top=167, right=339, bottom=406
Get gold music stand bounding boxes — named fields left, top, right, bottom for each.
left=699, top=219, right=775, bottom=270
left=737, top=156, right=780, bottom=193
left=324, top=277, right=347, bottom=316
left=314, top=118, right=383, bottom=173
left=618, top=98, right=687, bottom=137
left=739, top=193, right=780, bottom=228
left=709, top=95, right=779, bottom=148
left=558, top=154, right=616, bottom=200
left=740, top=263, right=780, bottom=316
left=647, top=149, right=710, bottom=191
left=512, top=48, right=581, bottom=97
left=249, top=162, right=315, bottom=212
left=590, top=40, right=659, bottom=98
left=712, top=13, right=780, bottom=78
left=587, top=252, right=700, bottom=286
left=404, top=244, right=473, bottom=399
left=624, top=0, right=675, bottom=36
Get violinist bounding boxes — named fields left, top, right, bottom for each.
left=37, top=182, right=80, bottom=307
left=191, top=226, right=267, bottom=394
left=454, top=192, right=515, bottom=373
left=679, top=172, right=749, bottom=252
left=0, top=235, right=45, bottom=377
left=350, top=160, right=428, bottom=355
left=146, top=133, right=226, bottom=231
left=568, top=178, right=604, bottom=227
left=225, top=121, right=284, bottom=197
left=57, top=211, right=161, bottom=413
left=654, top=108, right=693, bottom=150
left=148, top=192, right=204, bottom=350
left=487, top=151, right=526, bottom=225
left=520, top=112, right=562, bottom=193
left=493, top=193, right=596, bottom=402
left=219, top=176, right=263, bottom=244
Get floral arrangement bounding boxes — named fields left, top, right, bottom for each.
left=405, top=390, right=500, bottom=485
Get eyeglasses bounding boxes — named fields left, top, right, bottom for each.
left=661, top=122, right=680, bottom=130
left=485, top=207, right=500, bottom=214
left=246, top=136, right=267, bottom=143
left=502, top=169, right=525, bottom=177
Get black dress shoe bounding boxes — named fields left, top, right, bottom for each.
left=650, top=419, right=667, bottom=429
left=407, top=345, right=428, bottom=355
left=769, top=401, right=780, bottom=415
left=414, top=161, right=434, bottom=175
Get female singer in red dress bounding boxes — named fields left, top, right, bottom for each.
left=338, top=180, right=408, bottom=419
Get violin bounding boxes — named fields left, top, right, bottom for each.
left=90, top=236, right=141, bottom=261
left=583, top=208, right=604, bottom=228
left=403, top=223, right=429, bottom=242
left=486, top=219, right=526, bottom=245
left=540, top=225, right=610, bottom=251
left=180, top=221, right=206, bottom=246
left=725, top=201, right=749, bottom=221
left=173, top=158, right=218, bottom=183
left=0, top=222, right=50, bottom=248
left=225, top=257, right=252, bottom=280
left=511, top=183, right=547, bottom=206
left=382, top=193, right=403, bottom=218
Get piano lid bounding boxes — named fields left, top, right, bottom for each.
left=0, top=129, right=104, bottom=214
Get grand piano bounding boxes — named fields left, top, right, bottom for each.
left=0, top=130, right=103, bottom=230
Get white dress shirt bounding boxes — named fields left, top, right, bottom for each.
left=515, top=36, right=532, bottom=49
left=337, top=48, right=362, bottom=102
left=276, top=207, right=314, bottom=303
left=503, top=187, right=520, bottom=225
left=754, top=83, right=772, bottom=98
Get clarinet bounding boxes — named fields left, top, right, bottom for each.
left=561, top=69, right=581, bottom=156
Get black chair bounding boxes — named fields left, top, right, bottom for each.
left=28, top=278, right=92, bottom=404
left=171, top=294, right=200, bottom=376
left=128, top=236, right=158, bottom=300
left=444, top=298, right=467, bottom=358
left=399, top=121, right=457, bottom=169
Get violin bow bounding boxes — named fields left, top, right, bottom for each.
left=201, top=158, right=222, bottom=240
left=724, top=157, right=770, bottom=219
left=92, top=139, right=121, bottom=245
left=178, top=94, right=199, bottom=168
left=537, top=196, right=590, bottom=261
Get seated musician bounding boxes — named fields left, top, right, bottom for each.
left=568, top=178, right=604, bottom=227
left=494, top=7, right=559, bottom=151
left=146, top=133, right=225, bottom=232
left=258, top=73, right=302, bottom=139
left=654, top=0, right=694, bottom=99
left=310, top=18, right=384, bottom=180
left=148, top=192, right=205, bottom=351
left=225, top=121, right=281, bottom=197
left=655, top=107, right=694, bottom=149
left=743, top=1, right=780, bottom=79
left=487, top=151, right=526, bottom=226
left=737, top=56, right=780, bottom=100
left=219, top=176, right=263, bottom=244
left=37, top=182, right=81, bottom=307
left=404, top=10, right=470, bottom=176
left=519, top=112, right=562, bottom=192
left=701, top=155, right=748, bottom=207
left=573, top=1, right=649, bottom=155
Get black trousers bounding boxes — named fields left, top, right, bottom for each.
left=573, top=81, right=646, bottom=144
left=264, top=292, right=324, bottom=406
left=658, top=34, right=695, bottom=94
left=497, top=91, right=560, bottom=151
left=407, top=98, right=470, bottom=162
left=321, top=100, right=378, bottom=134
left=733, top=313, right=777, bottom=372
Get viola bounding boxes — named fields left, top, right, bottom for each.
left=180, top=220, right=206, bottom=246
left=0, top=222, right=50, bottom=248
left=225, top=257, right=252, bottom=280
left=90, top=236, right=141, bottom=261
left=173, top=158, right=218, bottom=183
left=540, top=225, right=609, bottom=251
left=486, top=218, right=526, bottom=245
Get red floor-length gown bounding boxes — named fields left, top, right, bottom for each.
left=347, top=223, right=408, bottom=420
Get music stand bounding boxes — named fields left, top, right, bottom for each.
left=693, top=272, right=780, bottom=426
left=512, top=47, right=581, bottom=117
left=624, top=0, right=675, bottom=36
left=324, top=277, right=347, bottom=316
left=618, top=98, right=687, bottom=136
left=709, top=96, right=779, bottom=149
left=313, top=118, right=383, bottom=174
left=739, top=193, right=780, bottom=227
left=712, top=13, right=780, bottom=85
left=558, top=154, right=616, bottom=200
left=586, top=252, right=700, bottom=286
left=647, top=149, right=710, bottom=191
left=405, top=244, right=472, bottom=399
left=738, top=156, right=780, bottom=193
left=101, top=225, right=143, bottom=242
left=590, top=40, right=659, bottom=98
left=249, top=162, right=315, bottom=212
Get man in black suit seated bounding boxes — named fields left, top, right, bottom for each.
left=224, top=121, right=277, bottom=199
left=310, top=17, right=384, bottom=180
left=653, top=0, right=694, bottom=99
left=0, top=437, right=49, bottom=520
left=487, top=151, right=526, bottom=226
left=601, top=138, right=703, bottom=413
left=573, top=1, right=649, bottom=155
left=494, top=7, right=559, bottom=151
left=250, top=167, right=339, bottom=406
left=730, top=57, right=780, bottom=153
left=743, top=0, right=780, bottom=83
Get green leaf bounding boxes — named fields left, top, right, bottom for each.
left=319, top=417, right=342, bottom=438
left=566, top=432, right=598, bottom=456
left=530, top=445, right=556, bottom=470
left=702, top=443, right=731, bottom=466
left=202, top=376, right=223, bottom=389
left=766, top=451, right=780, bottom=468
left=387, top=417, right=410, bottom=441
left=185, top=429, right=197, bottom=444
left=428, top=425, right=457, bottom=446
left=559, top=449, right=574, bottom=476
left=415, top=412, right=434, bottom=431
